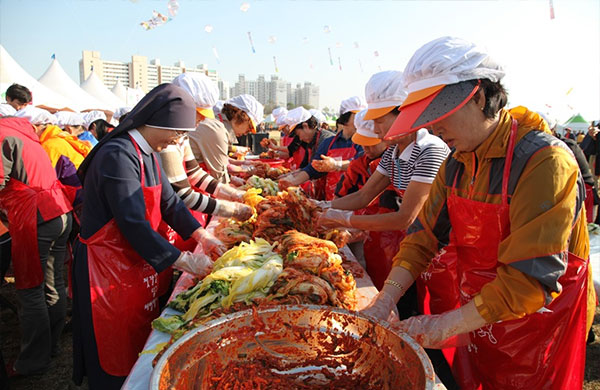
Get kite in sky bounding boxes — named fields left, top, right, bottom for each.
left=247, top=31, right=256, bottom=53
left=140, top=0, right=179, bottom=30
left=140, top=10, right=169, bottom=30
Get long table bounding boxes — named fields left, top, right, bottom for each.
left=122, top=242, right=385, bottom=390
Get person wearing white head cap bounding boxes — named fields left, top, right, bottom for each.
left=318, top=110, right=391, bottom=281
left=260, top=112, right=296, bottom=158
left=83, top=111, right=107, bottom=130
left=318, top=70, right=449, bottom=286
left=151, top=74, right=252, bottom=248
left=169, top=73, right=252, bottom=203
left=266, top=107, right=315, bottom=165
left=361, top=37, right=593, bottom=390
left=219, top=95, right=265, bottom=170
left=278, top=107, right=337, bottom=198
left=282, top=99, right=364, bottom=200
left=17, top=106, right=91, bottom=169
left=334, top=95, right=365, bottom=141
left=55, top=111, right=87, bottom=141
left=272, top=106, right=287, bottom=120
left=172, top=73, right=231, bottom=183
left=78, top=111, right=106, bottom=147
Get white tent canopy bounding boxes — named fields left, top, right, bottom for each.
left=0, top=45, right=77, bottom=110
left=81, top=71, right=125, bottom=111
left=38, top=58, right=107, bottom=111
left=111, top=80, right=128, bottom=102
left=111, top=79, right=143, bottom=107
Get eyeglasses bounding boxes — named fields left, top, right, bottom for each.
left=174, top=130, right=187, bottom=137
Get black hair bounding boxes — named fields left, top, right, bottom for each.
left=6, top=84, right=32, bottom=104
left=89, top=119, right=114, bottom=141
left=478, top=79, right=508, bottom=119
left=337, top=111, right=353, bottom=126
left=301, top=116, right=319, bottom=130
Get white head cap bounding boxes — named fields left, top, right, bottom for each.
left=364, top=71, right=407, bottom=120
left=402, top=36, right=505, bottom=94
left=171, top=73, right=219, bottom=114
left=83, top=110, right=107, bottom=129
left=351, top=109, right=380, bottom=146
left=276, top=113, right=289, bottom=128
left=113, top=107, right=132, bottom=121
left=339, top=96, right=367, bottom=116
left=55, top=111, right=84, bottom=128
left=226, top=94, right=264, bottom=128
left=15, top=106, right=57, bottom=125
left=213, top=100, right=225, bottom=117
left=272, top=107, right=288, bottom=121
left=285, top=107, right=312, bottom=130
left=0, top=104, right=16, bottom=117
left=309, top=109, right=326, bottom=124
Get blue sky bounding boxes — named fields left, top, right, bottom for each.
left=1, top=0, right=598, bottom=122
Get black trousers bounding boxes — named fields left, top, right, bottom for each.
left=14, top=213, right=72, bottom=375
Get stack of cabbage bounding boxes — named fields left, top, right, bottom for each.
left=152, top=238, right=283, bottom=334
left=244, top=175, right=279, bottom=196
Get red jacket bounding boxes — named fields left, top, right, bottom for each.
left=0, top=117, right=72, bottom=222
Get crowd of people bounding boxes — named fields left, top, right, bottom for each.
left=0, top=35, right=598, bottom=390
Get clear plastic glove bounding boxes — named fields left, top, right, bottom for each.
left=313, top=200, right=332, bottom=209
left=318, top=208, right=354, bottom=228
left=311, top=155, right=343, bottom=173
left=393, top=300, right=487, bottom=349
left=278, top=177, right=294, bottom=190
left=360, top=290, right=397, bottom=323
left=191, top=228, right=226, bottom=260
left=347, top=228, right=369, bottom=243
left=214, top=200, right=253, bottom=221
left=229, top=175, right=245, bottom=187
left=173, top=251, right=213, bottom=277
left=214, top=183, right=245, bottom=202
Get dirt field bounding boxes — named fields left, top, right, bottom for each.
left=1, top=281, right=599, bottom=390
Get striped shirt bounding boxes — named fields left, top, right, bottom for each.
left=159, top=137, right=218, bottom=214
left=376, top=128, right=449, bottom=191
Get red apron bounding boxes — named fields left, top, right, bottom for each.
left=281, top=134, right=294, bottom=147
left=318, top=133, right=359, bottom=201
left=79, top=135, right=165, bottom=377
left=447, top=120, right=588, bottom=389
left=298, top=131, right=323, bottom=198
left=361, top=187, right=406, bottom=290
left=361, top=147, right=411, bottom=290
left=0, top=179, right=70, bottom=289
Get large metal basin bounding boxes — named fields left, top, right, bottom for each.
left=150, top=305, right=435, bottom=389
